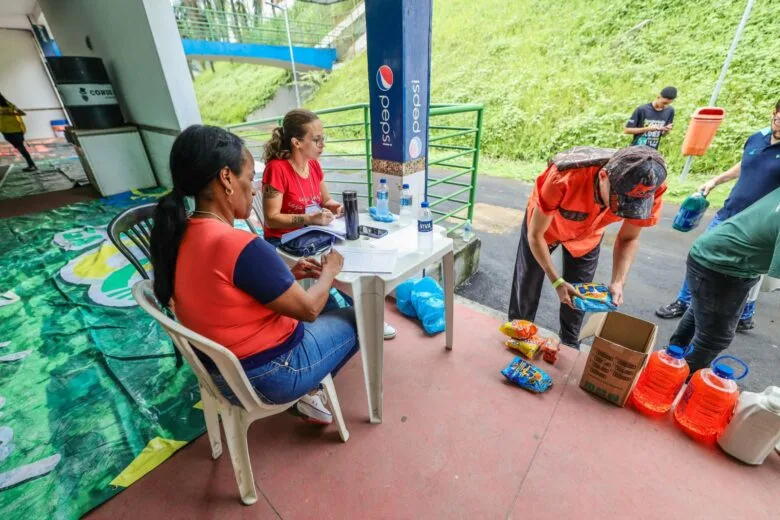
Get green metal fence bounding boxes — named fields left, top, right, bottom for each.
left=427, top=103, right=484, bottom=231
left=225, top=102, right=484, bottom=231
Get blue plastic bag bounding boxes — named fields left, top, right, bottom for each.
left=395, top=279, right=417, bottom=318
left=369, top=206, right=397, bottom=223
left=395, top=277, right=446, bottom=335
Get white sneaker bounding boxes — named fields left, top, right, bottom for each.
left=384, top=322, right=397, bottom=340
left=296, top=391, right=332, bottom=425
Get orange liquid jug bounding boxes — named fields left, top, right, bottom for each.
left=673, top=355, right=748, bottom=444
left=630, top=345, right=691, bottom=417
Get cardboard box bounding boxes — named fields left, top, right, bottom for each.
left=578, top=312, right=657, bottom=406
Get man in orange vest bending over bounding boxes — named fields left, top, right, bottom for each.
left=508, top=146, right=667, bottom=348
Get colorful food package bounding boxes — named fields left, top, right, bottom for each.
left=499, top=320, right=538, bottom=340
left=571, top=283, right=618, bottom=312
left=505, top=335, right=550, bottom=359
left=501, top=357, right=553, bottom=393
left=541, top=338, right=561, bottom=364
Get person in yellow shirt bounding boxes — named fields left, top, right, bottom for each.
left=0, top=92, right=37, bottom=172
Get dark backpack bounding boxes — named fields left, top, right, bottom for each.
left=549, top=146, right=616, bottom=171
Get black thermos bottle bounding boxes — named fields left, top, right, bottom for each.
left=343, top=190, right=359, bottom=240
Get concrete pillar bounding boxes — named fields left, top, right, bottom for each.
left=365, top=0, right=433, bottom=214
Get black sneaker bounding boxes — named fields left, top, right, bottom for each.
left=22, top=166, right=38, bottom=172
left=736, top=318, right=755, bottom=333
left=656, top=300, right=687, bottom=319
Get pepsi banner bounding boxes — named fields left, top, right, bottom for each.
left=365, top=0, right=432, bottom=177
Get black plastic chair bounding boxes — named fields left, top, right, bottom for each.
left=108, top=203, right=183, bottom=367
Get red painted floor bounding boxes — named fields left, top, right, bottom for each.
left=86, top=302, right=780, bottom=519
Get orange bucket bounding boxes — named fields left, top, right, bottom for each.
left=681, top=107, right=726, bottom=156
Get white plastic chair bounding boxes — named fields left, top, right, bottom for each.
left=132, top=280, right=349, bottom=505
left=245, top=178, right=265, bottom=234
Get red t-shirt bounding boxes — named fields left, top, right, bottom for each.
left=262, top=158, right=325, bottom=239
left=526, top=163, right=665, bottom=257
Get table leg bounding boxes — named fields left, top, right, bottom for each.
left=443, top=250, right=455, bottom=350
left=352, top=277, right=386, bottom=424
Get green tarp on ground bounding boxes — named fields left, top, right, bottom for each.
left=0, top=190, right=205, bottom=519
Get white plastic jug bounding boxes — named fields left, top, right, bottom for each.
left=718, top=386, right=780, bottom=465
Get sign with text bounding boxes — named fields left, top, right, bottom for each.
left=365, top=0, right=432, bottom=173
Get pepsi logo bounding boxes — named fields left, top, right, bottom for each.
left=409, top=136, right=422, bottom=159
left=376, top=65, right=393, bottom=92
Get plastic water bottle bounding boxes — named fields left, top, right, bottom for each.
left=718, top=386, right=780, bottom=465
left=630, top=345, right=691, bottom=418
left=673, top=192, right=710, bottom=232
left=462, top=219, right=474, bottom=241
left=673, top=355, right=749, bottom=445
left=417, top=200, right=433, bottom=253
left=400, top=183, right=414, bottom=225
left=376, top=178, right=389, bottom=217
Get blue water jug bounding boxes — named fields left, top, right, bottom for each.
left=673, top=192, right=710, bottom=232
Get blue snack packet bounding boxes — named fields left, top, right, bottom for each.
left=501, top=357, right=553, bottom=393
left=571, top=282, right=618, bottom=312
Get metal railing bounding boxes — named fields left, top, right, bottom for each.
left=427, top=103, right=483, bottom=231
left=225, top=102, right=484, bottom=231
left=174, top=3, right=362, bottom=52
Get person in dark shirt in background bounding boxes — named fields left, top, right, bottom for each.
left=624, top=86, right=677, bottom=150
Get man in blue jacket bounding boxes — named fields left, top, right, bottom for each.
left=656, top=99, right=780, bottom=331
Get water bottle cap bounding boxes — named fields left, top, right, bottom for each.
left=421, top=201, right=429, bottom=208
left=402, top=183, right=410, bottom=189
left=713, top=363, right=735, bottom=380
left=666, top=345, right=685, bottom=359
left=380, top=178, right=387, bottom=184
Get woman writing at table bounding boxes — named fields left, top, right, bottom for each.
left=261, top=109, right=343, bottom=247
left=262, top=109, right=397, bottom=340
left=150, top=124, right=358, bottom=425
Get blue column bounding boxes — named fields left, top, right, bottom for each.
left=365, top=0, right=433, bottom=212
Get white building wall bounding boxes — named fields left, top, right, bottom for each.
left=0, top=28, right=67, bottom=139
left=39, top=0, right=202, bottom=185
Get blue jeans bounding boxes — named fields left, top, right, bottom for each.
left=211, top=297, right=359, bottom=405
left=676, top=214, right=757, bottom=320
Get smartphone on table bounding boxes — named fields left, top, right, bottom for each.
left=358, top=225, right=388, bottom=239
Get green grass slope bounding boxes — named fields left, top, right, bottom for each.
left=308, top=0, right=780, bottom=203
left=194, top=62, right=289, bottom=125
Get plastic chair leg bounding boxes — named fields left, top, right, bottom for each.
left=321, top=374, right=349, bottom=443
left=200, top=386, right=222, bottom=459
left=221, top=406, right=257, bottom=505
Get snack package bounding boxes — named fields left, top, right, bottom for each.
left=505, top=335, right=550, bottom=359
left=499, top=320, right=538, bottom=340
left=501, top=357, right=553, bottom=393
left=541, top=338, right=561, bottom=364
left=571, top=282, right=618, bottom=312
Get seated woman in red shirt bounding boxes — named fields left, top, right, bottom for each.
left=261, top=108, right=342, bottom=246
left=261, top=109, right=397, bottom=340
left=149, top=124, right=358, bottom=424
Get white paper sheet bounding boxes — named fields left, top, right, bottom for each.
left=334, top=246, right=397, bottom=274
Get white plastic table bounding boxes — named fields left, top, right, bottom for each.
left=277, top=214, right=455, bottom=423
